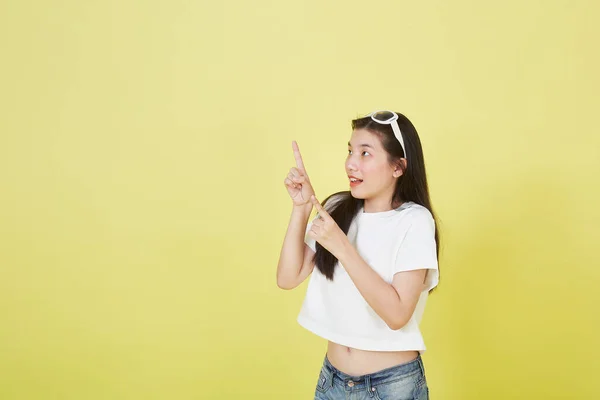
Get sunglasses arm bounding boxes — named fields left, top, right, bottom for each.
left=390, top=122, right=407, bottom=159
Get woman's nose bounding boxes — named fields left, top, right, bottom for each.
left=346, top=159, right=357, bottom=172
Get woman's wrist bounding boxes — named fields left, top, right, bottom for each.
left=292, top=201, right=313, bottom=215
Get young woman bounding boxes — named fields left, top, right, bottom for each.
left=277, top=110, right=440, bottom=400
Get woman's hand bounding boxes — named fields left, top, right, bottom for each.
left=284, top=141, right=315, bottom=206
left=307, top=195, right=349, bottom=257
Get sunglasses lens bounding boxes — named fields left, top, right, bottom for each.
left=371, top=111, right=395, bottom=122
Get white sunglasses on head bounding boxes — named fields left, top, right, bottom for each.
left=367, top=110, right=407, bottom=159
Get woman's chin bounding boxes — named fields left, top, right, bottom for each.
left=349, top=187, right=367, bottom=199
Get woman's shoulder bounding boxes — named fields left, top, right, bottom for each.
left=401, top=204, right=435, bottom=234
left=401, top=202, right=434, bottom=223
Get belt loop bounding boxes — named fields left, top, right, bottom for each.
left=365, top=375, right=374, bottom=398
left=417, top=354, right=426, bottom=376
left=321, top=354, right=334, bottom=390
left=324, top=367, right=333, bottom=390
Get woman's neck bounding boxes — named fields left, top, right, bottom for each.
left=362, top=198, right=404, bottom=213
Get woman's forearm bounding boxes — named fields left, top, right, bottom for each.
left=276, top=203, right=313, bottom=287
left=336, top=242, right=407, bottom=330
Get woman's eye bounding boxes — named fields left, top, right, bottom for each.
left=347, top=150, right=370, bottom=156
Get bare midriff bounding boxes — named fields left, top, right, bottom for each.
left=326, top=341, right=419, bottom=376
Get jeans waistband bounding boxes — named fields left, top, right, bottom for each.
left=322, top=353, right=424, bottom=389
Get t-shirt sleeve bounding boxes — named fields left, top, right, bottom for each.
left=393, top=209, right=439, bottom=292
left=304, top=215, right=318, bottom=252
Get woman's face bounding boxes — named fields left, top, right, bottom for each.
left=345, top=128, right=402, bottom=210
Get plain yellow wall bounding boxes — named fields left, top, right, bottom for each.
left=1, top=0, right=599, bottom=398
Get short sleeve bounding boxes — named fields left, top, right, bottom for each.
left=393, top=209, right=439, bottom=292
left=304, top=216, right=318, bottom=252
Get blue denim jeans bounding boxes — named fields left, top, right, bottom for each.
left=314, top=353, right=429, bottom=400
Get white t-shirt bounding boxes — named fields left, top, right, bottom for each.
left=297, top=195, right=439, bottom=353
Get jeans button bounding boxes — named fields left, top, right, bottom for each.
left=347, top=380, right=354, bottom=387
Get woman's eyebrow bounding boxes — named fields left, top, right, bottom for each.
left=348, top=142, right=374, bottom=149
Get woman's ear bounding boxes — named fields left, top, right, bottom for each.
left=393, top=159, right=407, bottom=178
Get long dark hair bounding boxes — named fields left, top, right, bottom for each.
left=313, top=112, right=441, bottom=294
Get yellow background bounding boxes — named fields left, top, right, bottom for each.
left=1, top=0, right=599, bottom=398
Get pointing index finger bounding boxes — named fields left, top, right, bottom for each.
left=292, top=141, right=308, bottom=176
left=311, top=195, right=329, bottom=219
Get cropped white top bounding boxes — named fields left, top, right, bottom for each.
left=297, top=196, right=438, bottom=353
